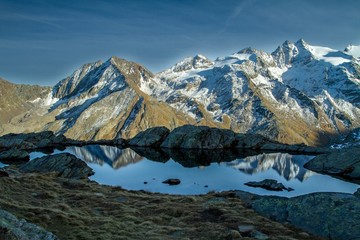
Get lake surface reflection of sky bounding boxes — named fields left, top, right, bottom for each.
left=29, top=145, right=359, bottom=197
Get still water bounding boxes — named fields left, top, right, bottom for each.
left=29, top=145, right=359, bottom=197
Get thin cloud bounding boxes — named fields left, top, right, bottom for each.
left=13, top=13, right=64, bottom=29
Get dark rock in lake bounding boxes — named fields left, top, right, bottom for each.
left=128, top=127, right=170, bottom=147
left=304, top=147, right=360, bottom=184
left=236, top=191, right=360, bottom=240
left=0, top=209, right=58, bottom=240
left=160, top=125, right=236, bottom=149
left=19, top=153, right=94, bottom=179
left=245, top=179, right=293, bottom=192
left=0, top=149, right=29, bottom=164
left=162, top=178, right=181, bottom=185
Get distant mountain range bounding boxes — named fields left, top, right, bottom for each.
left=1, top=39, right=359, bottom=146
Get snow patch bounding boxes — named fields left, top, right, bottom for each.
left=345, top=44, right=360, bottom=58
left=307, top=45, right=351, bottom=66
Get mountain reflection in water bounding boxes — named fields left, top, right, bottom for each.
left=69, top=146, right=313, bottom=181
left=67, top=145, right=143, bottom=169
left=227, top=153, right=315, bottom=181
left=44, top=145, right=359, bottom=196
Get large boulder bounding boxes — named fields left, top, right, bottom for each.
left=128, top=127, right=170, bottom=147
left=0, top=209, right=58, bottom=240
left=0, top=131, right=67, bottom=151
left=237, top=191, right=360, bottom=240
left=19, top=153, right=94, bottom=179
left=0, top=149, right=29, bottom=164
left=160, top=125, right=236, bottom=149
left=234, top=134, right=271, bottom=149
left=304, top=147, right=360, bottom=184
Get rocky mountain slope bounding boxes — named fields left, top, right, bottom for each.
left=142, top=39, right=360, bottom=145
left=1, top=39, right=359, bottom=145
left=0, top=78, right=51, bottom=129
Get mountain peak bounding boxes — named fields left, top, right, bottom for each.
left=345, top=44, right=360, bottom=58
left=171, top=54, right=213, bottom=72
left=238, top=47, right=259, bottom=54
left=295, top=38, right=309, bottom=48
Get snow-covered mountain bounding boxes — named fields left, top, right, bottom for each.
left=1, top=39, right=359, bottom=146
left=141, top=39, right=360, bottom=145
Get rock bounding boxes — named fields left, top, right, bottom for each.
left=160, top=125, right=236, bottom=149
left=0, top=209, right=58, bottom=240
left=304, top=147, right=360, bottom=184
left=245, top=192, right=360, bottom=240
left=114, top=138, right=125, bottom=146
left=0, top=170, right=9, bottom=177
left=235, top=134, right=271, bottom=149
left=0, top=149, right=29, bottom=164
left=260, top=143, right=328, bottom=154
left=162, top=178, right=181, bottom=185
left=128, top=127, right=170, bottom=147
left=245, top=179, right=293, bottom=191
left=226, top=230, right=242, bottom=239
left=0, top=131, right=67, bottom=151
left=19, top=153, right=94, bottom=179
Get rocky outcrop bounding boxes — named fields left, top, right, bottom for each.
left=245, top=179, right=293, bottom=192
left=0, top=131, right=66, bottom=151
left=160, top=125, right=237, bottom=149
left=236, top=190, right=360, bottom=240
left=0, top=149, right=29, bottom=164
left=129, top=126, right=327, bottom=153
left=128, top=127, right=170, bottom=147
left=19, top=153, right=94, bottom=179
left=0, top=131, right=125, bottom=155
left=304, top=147, right=360, bottom=184
left=0, top=209, right=58, bottom=240
left=260, top=143, right=328, bottom=154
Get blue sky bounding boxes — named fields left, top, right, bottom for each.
left=1, top=0, right=359, bottom=86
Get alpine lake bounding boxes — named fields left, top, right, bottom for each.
left=23, top=145, right=359, bottom=197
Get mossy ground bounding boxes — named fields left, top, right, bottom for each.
left=0, top=167, right=323, bottom=240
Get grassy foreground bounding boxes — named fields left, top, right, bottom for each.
left=0, top=168, right=323, bottom=240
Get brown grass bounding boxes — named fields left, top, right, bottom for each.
left=0, top=169, right=324, bottom=240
